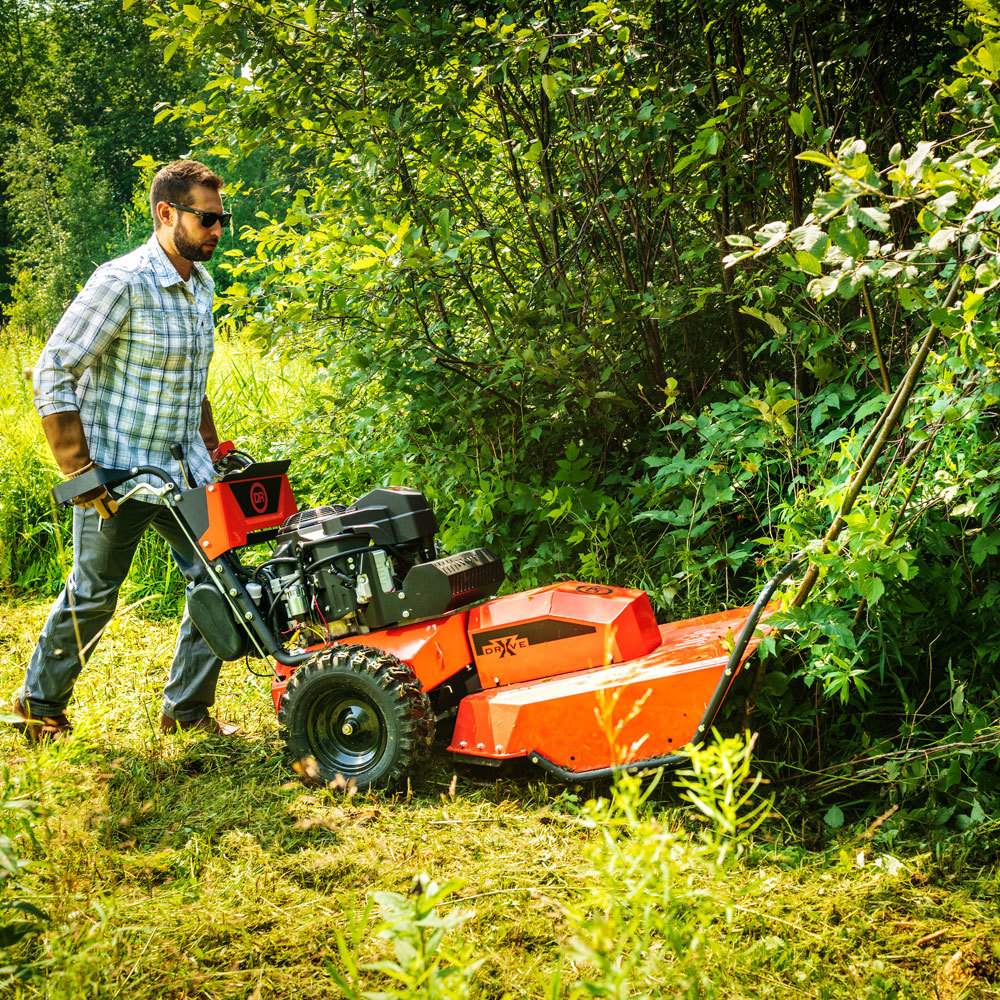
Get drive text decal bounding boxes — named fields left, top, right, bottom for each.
left=473, top=619, right=597, bottom=658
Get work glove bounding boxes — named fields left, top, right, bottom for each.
left=40, top=411, right=91, bottom=476
left=73, top=483, right=119, bottom=520
left=40, top=412, right=118, bottom=520
left=64, top=463, right=119, bottom=520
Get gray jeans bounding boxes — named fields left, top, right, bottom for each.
left=20, top=499, right=222, bottom=723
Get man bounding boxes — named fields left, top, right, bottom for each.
left=12, top=159, right=239, bottom=742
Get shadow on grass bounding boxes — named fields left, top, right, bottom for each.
left=72, top=735, right=580, bottom=856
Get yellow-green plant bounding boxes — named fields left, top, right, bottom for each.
left=562, top=736, right=769, bottom=999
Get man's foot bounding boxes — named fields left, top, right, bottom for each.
left=159, top=713, right=241, bottom=737
left=11, top=696, right=73, bottom=744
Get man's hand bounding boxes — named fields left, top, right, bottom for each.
left=211, top=440, right=235, bottom=465
left=74, top=486, right=119, bottom=520
left=65, top=463, right=119, bottom=520
left=211, top=440, right=253, bottom=477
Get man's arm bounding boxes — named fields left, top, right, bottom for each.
left=34, top=268, right=129, bottom=478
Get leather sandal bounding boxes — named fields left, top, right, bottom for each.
left=160, top=713, right=241, bottom=737
left=11, top=696, right=73, bottom=743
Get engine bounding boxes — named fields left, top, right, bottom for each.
left=255, top=487, right=504, bottom=639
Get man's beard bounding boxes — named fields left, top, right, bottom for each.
left=174, top=223, right=217, bottom=262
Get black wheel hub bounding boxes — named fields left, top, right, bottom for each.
left=307, top=692, right=387, bottom=775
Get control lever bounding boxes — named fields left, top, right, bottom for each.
left=170, top=442, right=195, bottom=489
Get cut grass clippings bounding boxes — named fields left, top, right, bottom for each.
left=1, top=600, right=999, bottom=998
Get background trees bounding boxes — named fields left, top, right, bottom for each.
left=0, top=0, right=194, bottom=332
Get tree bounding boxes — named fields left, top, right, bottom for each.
left=0, top=0, right=199, bottom=328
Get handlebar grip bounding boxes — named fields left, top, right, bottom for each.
left=51, top=467, right=135, bottom=507
left=51, top=465, right=177, bottom=507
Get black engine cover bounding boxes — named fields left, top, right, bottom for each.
left=276, top=487, right=437, bottom=555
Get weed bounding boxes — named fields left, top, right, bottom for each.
left=0, top=767, right=48, bottom=988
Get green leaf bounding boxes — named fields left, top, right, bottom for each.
left=823, top=805, right=845, bottom=829
left=541, top=74, right=558, bottom=102
left=928, top=226, right=958, bottom=251
left=952, top=683, right=965, bottom=715
left=304, top=5, right=317, bottom=29
left=794, top=251, right=822, bottom=276
left=976, top=38, right=1000, bottom=74
left=814, top=187, right=856, bottom=217
left=832, top=225, right=869, bottom=258
left=163, top=36, right=180, bottom=64
left=859, top=575, right=885, bottom=603
left=788, top=110, right=804, bottom=137
left=347, top=258, right=380, bottom=272
left=809, top=274, right=840, bottom=300
left=853, top=205, right=890, bottom=232
left=797, top=150, right=836, bottom=168
left=182, top=4, right=202, bottom=22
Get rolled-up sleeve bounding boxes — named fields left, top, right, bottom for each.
left=33, top=269, right=130, bottom=417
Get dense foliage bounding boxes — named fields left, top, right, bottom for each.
left=0, top=0, right=199, bottom=330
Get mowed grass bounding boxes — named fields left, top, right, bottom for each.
left=3, top=600, right=1000, bottom=999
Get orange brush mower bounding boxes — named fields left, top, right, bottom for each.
left=54, top=448, right=801, bottom=790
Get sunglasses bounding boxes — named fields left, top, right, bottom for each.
left=168, top=202, right=232, bottom=227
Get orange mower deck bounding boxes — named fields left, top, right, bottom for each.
left=271, top=578, right=790, bottom=779
left=449, top=604, right=770, bottom=776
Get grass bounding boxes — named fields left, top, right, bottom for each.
left=2, top=599, right=1000, bottom=999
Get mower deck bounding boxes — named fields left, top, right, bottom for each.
left=448, top=604, right=768, bottom=776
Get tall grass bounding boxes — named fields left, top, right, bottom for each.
left=0, top=339, right=68, bottom=595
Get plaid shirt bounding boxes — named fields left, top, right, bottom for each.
left=34, top=233, right=216, bottom=497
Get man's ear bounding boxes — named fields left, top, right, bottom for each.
left=154, top=200, right=173, bottom=228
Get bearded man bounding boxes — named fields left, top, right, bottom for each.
left=12, top=159, right=239, bottom=741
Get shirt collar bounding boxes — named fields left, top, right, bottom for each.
left=147, top=233, right=211, bottom=292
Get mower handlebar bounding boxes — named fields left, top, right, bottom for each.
left=51, top=464, right=175, bottom=508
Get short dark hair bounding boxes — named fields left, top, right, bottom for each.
left=149, top=160, right=224, bottom=229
